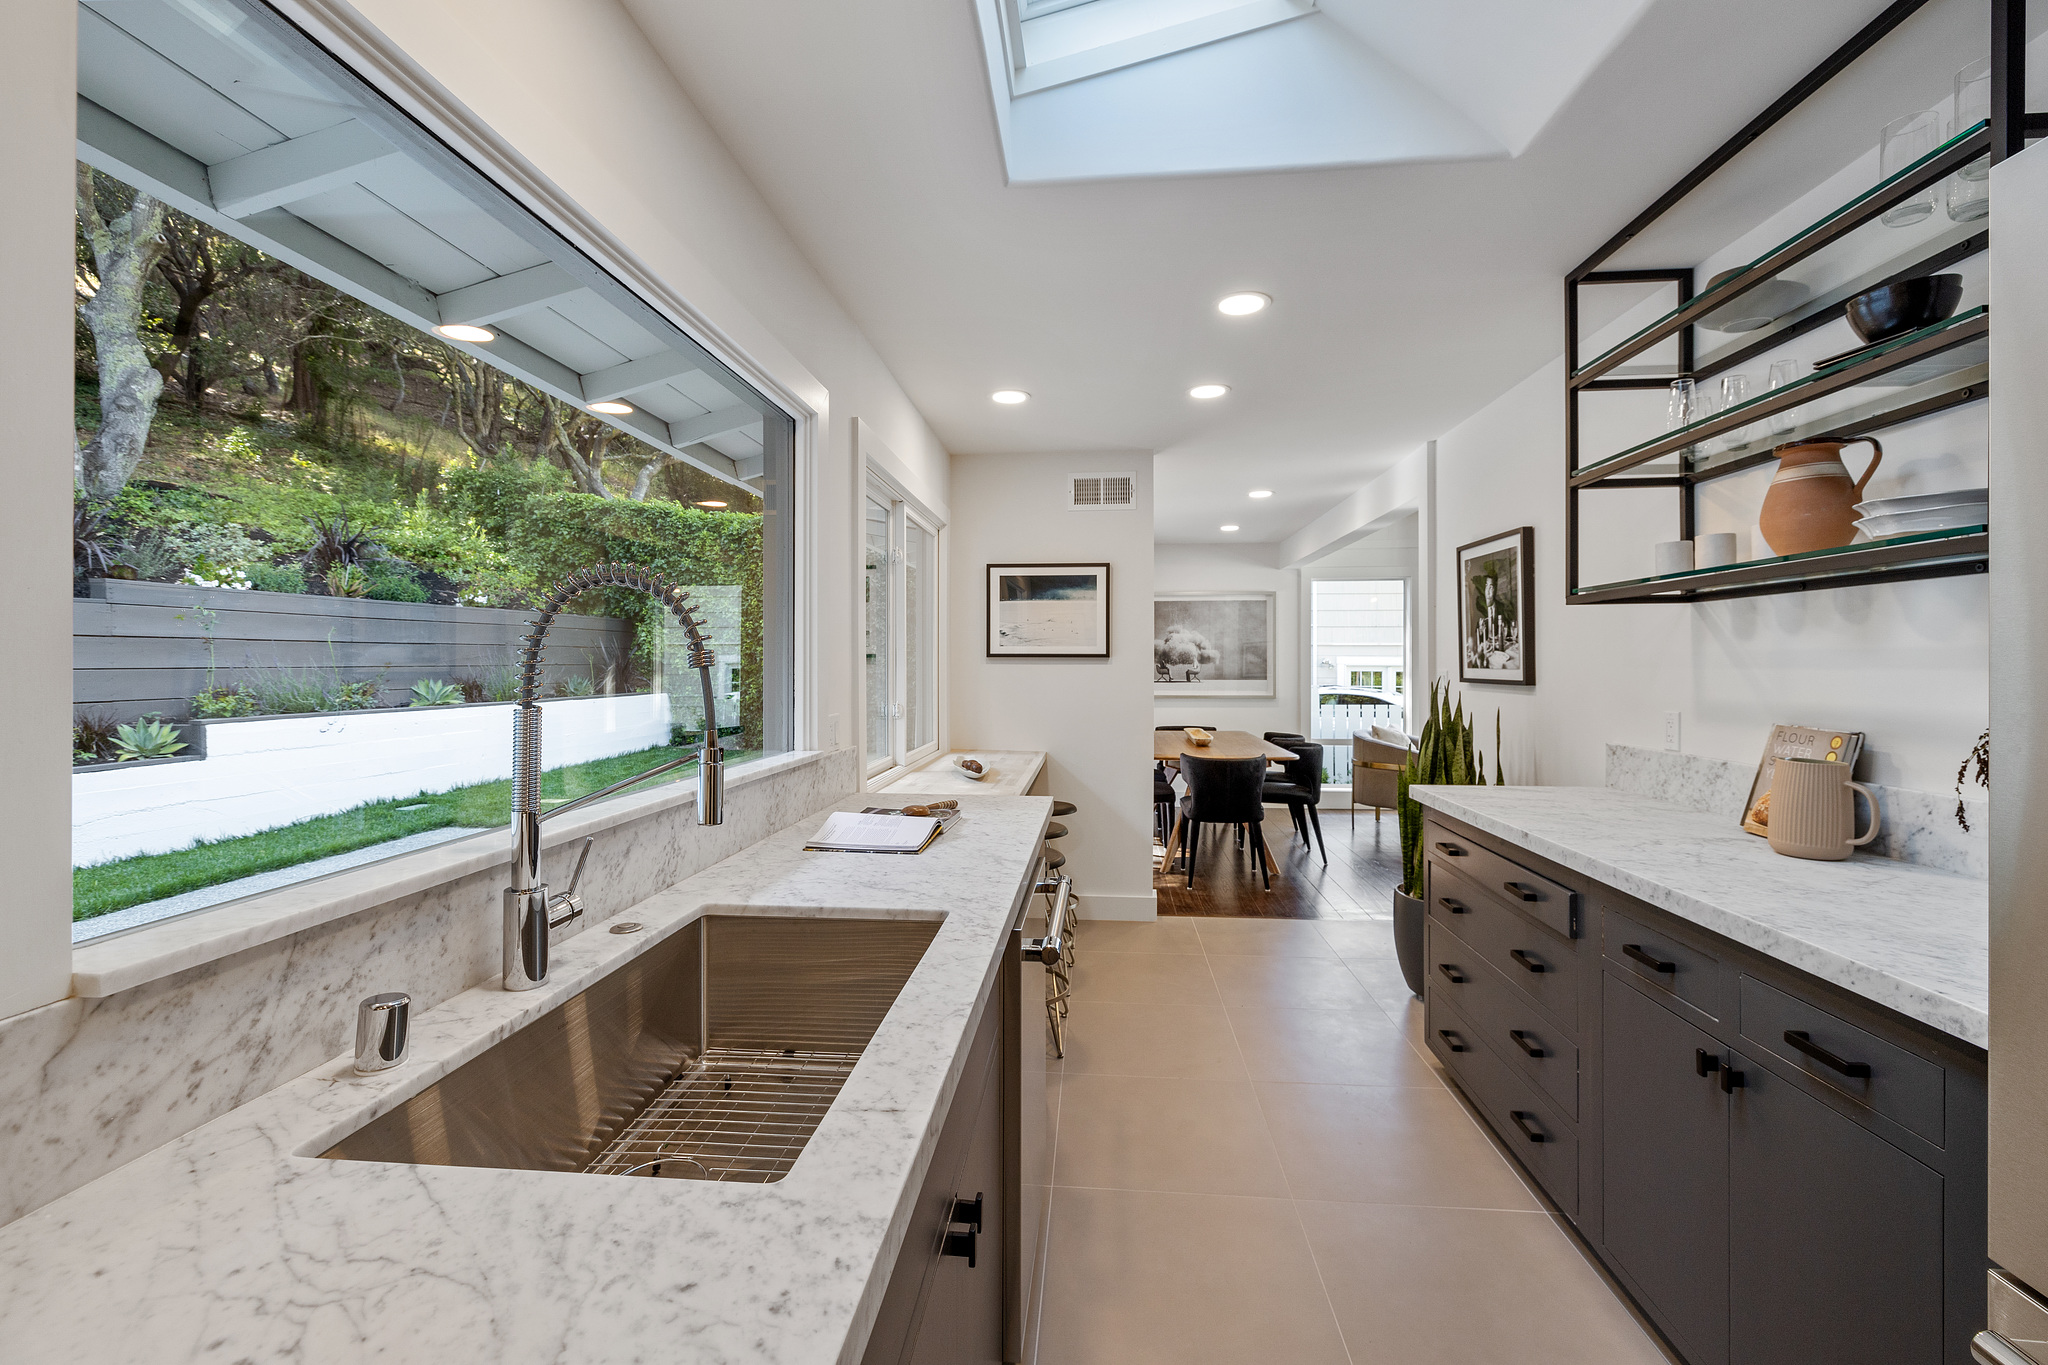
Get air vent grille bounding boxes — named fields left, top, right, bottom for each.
left=1072, top=473, right=1136, bottom=509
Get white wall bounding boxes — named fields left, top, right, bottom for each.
left=1428, top=357, right=1988, bottom=793
left=0, top=2, right=77, bottom=1019
left=948, top=453, right=1156, bottom=919
left=1153, top=543, right=1302, bottom=739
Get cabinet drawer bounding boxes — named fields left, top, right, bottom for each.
left=1445, top=932, right=1579, bottom=1120
left=1738, top=974, right=1946, bottom=1147
left=1603, top=907, right=1731, bottom=1023
left=1427, top=984, right=1578, bottom=1216
left=1426, top=823, right=1575, bottom=939
left=1430, top=861, right=1580, bottom=1034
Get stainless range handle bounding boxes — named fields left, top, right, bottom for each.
left=1023, top=874, right=1071, bottom=966
left=1975, top=1331, right=2044, bottom=1365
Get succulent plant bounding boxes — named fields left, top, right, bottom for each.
left=110, top=716, right=189, bottom=762
left=409, top=678, right=465, bottom=707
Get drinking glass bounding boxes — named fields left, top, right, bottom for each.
left=1766, top=359, right=1802, bottom=438
left=1880, top=110, right=1941, bottom=226
left=1956, top=59, right=1991, bottom=179
left=1718, top=373, right=1752, bottom=451
left=1668, top=378, right=1697, bottom=431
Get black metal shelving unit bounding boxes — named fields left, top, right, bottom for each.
left=1563, top=0, right=2033, bottom=606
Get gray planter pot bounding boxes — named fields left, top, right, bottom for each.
left=1392, top=889, right=1426, bottom=999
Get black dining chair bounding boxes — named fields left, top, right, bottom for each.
left=1153, top=725, right=1221, bottom=844
left=1263, top=739, right=1327, bottom=865
left=1178, top=753, right=1271, bottom=891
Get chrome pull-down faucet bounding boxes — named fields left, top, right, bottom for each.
left=503, top=563, right=727, bottom=992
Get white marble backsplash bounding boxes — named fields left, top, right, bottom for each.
left=0, top=748, right=858, bottom=1228
left=1604, top=743, right=1987, bottom=879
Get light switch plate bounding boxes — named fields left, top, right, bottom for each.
left=1664, top=712, right=1682, bottom=751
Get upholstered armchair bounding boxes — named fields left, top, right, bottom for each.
left=1350, top=728, right=1414, bottom=823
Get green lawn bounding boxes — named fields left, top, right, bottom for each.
left=74, top=744, right=758, bottom=921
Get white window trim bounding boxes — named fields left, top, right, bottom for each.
left=862, top=466, right=946, bottom=787
left=1302, top=569, right=1415, bottom=795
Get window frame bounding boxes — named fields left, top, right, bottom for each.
left=862, top=470, right=944, bottom=785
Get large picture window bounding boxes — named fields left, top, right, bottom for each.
left=68, top=0, right=795, bottom=938
left=864, top=476, right=939, bottom=778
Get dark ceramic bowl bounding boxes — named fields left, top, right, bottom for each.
left=1844, top=274, right=1964, bottom=344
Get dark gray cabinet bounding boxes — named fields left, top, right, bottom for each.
left=1602, top=974, right=1730, bottom=1365
left=1421, top=812, right=1986, bottom=1365
left=1728, top=1055, right=1944, bottom=1365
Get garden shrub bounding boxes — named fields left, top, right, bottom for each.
left=247, top=563, right=307, bottom=594
left=367, top=570, right=428, bottom=602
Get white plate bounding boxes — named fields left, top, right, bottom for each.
left=1854, top=487, right=1989, bottom=516
left=1854, top=505, right=1988, bottom=538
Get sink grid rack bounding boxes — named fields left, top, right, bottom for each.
left=584, top=1045, right=860, bottom=1183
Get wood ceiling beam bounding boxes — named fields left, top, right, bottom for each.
left=208, top=119, right=405, bottom=218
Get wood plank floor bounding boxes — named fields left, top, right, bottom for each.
left=1155, top=802, right=1402, bottom=919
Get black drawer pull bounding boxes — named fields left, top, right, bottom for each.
left=1435, top=841, right=1466, bottom=856
left=1503, top=881, right=1540, bottom=902
left=950, top=1193, right=983, bottom=1232
left=1510, top=1029, right=1546, bottom=1058
left=1782, top=1030, right=1872, bottom=1079
left=943, top=1192, right=984, bottom=1267
left=1695, top=1048, right=1721, bottom=1077
left=1437, top=1029, right=1468, bottom=1053
left=1508, top=948, right=1546, bottom=974
left=1720, top=1065, right=1745, bottom=1094
left=1623, top=943, right=1676, bottom=974
left=1438, top=897, right=1468, bottom=914
left=1437, top=963, right=1466, bottom=985
left=1510, top=1110, right=1549, bottom=1143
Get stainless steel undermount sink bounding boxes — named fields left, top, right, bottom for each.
left=322, top=914, right=939, bottom=1183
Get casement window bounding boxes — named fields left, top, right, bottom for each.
left=864, top=478, right=940, bottom=778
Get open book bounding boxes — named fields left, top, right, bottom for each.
left=804, top=810, right=944, bottom=855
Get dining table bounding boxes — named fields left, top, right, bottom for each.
left=1155, top=729, right=1299, bottom=878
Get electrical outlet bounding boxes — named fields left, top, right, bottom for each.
left=1664, top=711, right=1682, bottom=752
left=827, top=713, right=842, bottom=747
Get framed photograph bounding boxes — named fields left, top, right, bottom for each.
left=986, top=563, right=1110, bottom=658
left=1457, top=527, right=1535, bottom=686
left=1153, top=591, right=1275, bottom=697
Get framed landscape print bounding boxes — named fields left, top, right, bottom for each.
left=1153, top=591, right=1275, bottom=697
left=986, top=564, right=1111, bottom=658
left=1457, top=527, right=1535, bottom=686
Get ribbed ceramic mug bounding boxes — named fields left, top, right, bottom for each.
left=1767, top=757, right=1880, bottom=861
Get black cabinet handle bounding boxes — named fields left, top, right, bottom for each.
left=1437, top=963, right=1466, bottom=984
left=1509, top=948, right=1546, bottom=974
left=1437, top=1029, right=1468, bottom=1053
left=1509, top=1110, right=1549, bottom=1143
left=1510, top=1029, right=1546, bottom=1058
left=1438, top=897, right=1468, bottom=915
left=1782, top=1030, right=1872, bottom=1079
left=1720, top=1065, right=1745, bottom=1094
left=1435, top=841, right=1466, bottom=856
left=1623, top=943, right=1676, bottom=974
left=1695, top=1048, right=1721, bottom=1077
left=1503, top=881, right=1540, bottom=902
left=943, top=1192, right=984, bottom=1268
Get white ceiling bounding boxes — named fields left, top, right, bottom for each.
left=620, top=0, right=1927, bottom=543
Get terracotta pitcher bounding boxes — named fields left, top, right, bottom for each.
left=1758, top=438, right=1882, bottom=556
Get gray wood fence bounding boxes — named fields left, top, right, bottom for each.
left=75, top=580, right=634, bottom=724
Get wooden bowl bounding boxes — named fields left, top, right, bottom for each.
left=1184, top=728, right=1212, bottom=747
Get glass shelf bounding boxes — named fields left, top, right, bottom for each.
left=1574, top=121, right=1989, bottom=385
left=1569, top=525, right=1987, bottom=604
left=1572, top=307, right=1987, bottom=486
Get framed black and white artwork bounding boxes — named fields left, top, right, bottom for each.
left=1153, top=591, right=1275, bottom=697
left=985, top=563, right=1111, bottom=658
left=1457, top=527, right=1535, bottom=686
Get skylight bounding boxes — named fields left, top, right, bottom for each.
left=1003, top=0, right=1315, bottom=95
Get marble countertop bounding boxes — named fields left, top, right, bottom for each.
left=874, top=749, right=1045, bottom=798
left=0, top=791, right=1050, bottom=1364
left=1413, top=786, right=1988, bottom=1048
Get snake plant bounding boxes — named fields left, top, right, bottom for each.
left=1396, top=681, right=1504, bottom=896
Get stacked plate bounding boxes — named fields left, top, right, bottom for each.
left=1853, top=487, right=1989, bottom=540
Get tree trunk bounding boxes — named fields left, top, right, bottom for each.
left=76, top=167, right=167, bottom=497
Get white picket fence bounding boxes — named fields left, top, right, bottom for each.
left=1310, top=702, right=1405, bottom=785
left=73, top=693, right=672, bottom=866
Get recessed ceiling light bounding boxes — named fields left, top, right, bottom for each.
left=434, top=323, right=495, bottom=343
left=1249, top=489, right=1273, bottom=499
left=1220, top=524, right=1240, bottom=533
left=991, top=389, right=1030, bottom=404
left=587, top=400, right=634, bottom=415
left=1190, top=384, right=1229, bottom=400
left=694, top=500, right=728, bottom=509
left=1217, top=292, right=1269, bottom=316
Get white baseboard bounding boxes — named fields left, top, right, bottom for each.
left=1076, top=891, right=1156, bottom=922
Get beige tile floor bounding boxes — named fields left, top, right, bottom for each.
left=1032, top=915, right=1678, bottom=1365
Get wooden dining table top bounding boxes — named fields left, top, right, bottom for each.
left=1154, top=729, right=1298, bottom=762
